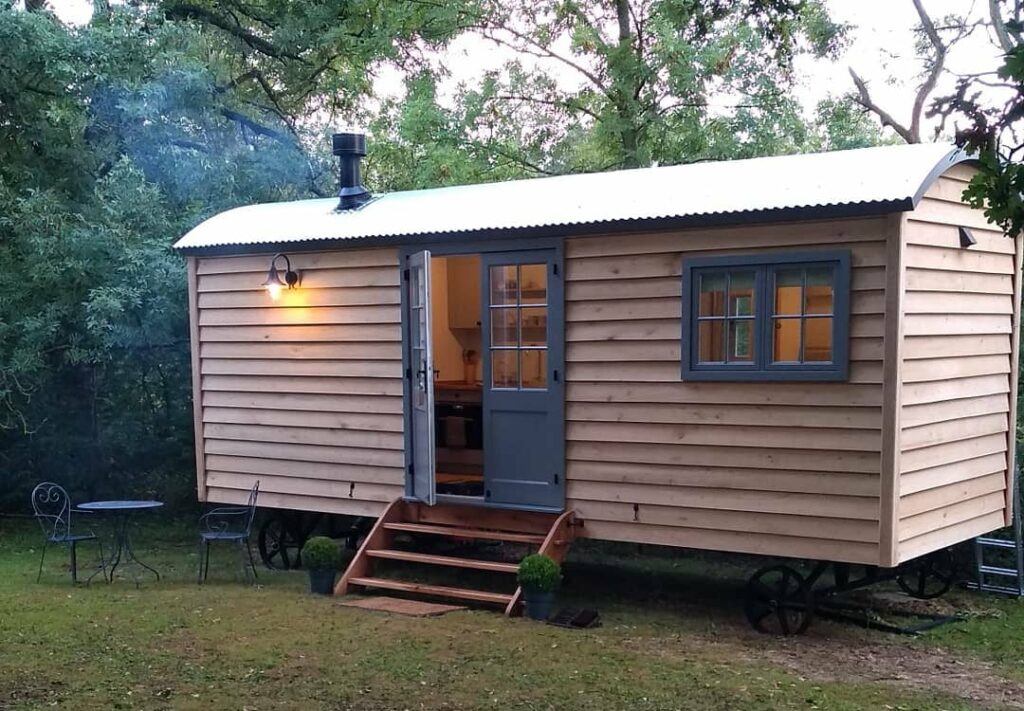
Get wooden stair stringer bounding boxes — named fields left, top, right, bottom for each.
left=504, top=509, right=578, bottom=617
left=335, top=497, right=406, bottom=596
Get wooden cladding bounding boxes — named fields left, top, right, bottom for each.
left=563, top=218, right=889, bottom=565
left=191, top=248, right=404, bottom=516
left=895, top=170, right=1018, bottom=563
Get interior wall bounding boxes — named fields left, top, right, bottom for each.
left=429, top=257, right=465, bottom=381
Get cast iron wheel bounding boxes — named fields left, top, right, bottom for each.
left=896, top=548, right=955, bottom=600
left=744, top=564, right=815, bottom=636
left=258, top=516, right=303, bottom=570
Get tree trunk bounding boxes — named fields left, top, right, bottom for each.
left=613, top=0, right=642, bottom=168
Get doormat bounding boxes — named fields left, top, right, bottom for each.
left=338, top=596, right=467, bottom=617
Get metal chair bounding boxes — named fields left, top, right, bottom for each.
left=197, top=481, right=260, bottom=584
left=31, top=482, right=107, bottom=585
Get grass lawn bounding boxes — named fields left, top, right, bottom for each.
left=2, top=513, right=1024, bottom=710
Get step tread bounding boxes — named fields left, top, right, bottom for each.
left=383, top=522, right=545, bottom=544
left=367, top=549, right=519, bottom=573
left=348, top=576, right=514, bottom=605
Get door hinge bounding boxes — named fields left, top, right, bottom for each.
left=405, top=367, right=412, bottom=379
left=553, top=369, right=559, bottom=383
left=554, top=473, right=560, bottom=484
left=485, top=489, right=491, bottom=499
left=403, top=268, right=410, bottom=282
left=408, top=463, right=415, bottom=476
left=552, top=263, right=559, bottom=276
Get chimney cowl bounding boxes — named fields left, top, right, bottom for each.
left=332, top=132, right=371, bottom=211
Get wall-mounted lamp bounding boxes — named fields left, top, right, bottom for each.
left=958, top=226, right=977, bottom=249
left=262, top=253, right=300, bottom=301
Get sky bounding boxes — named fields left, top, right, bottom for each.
left=46, top=0, right=1005, bottom=142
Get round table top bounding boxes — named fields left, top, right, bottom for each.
left=77, top=500, right=164, bottom=512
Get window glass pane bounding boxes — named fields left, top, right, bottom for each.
left=805, top=267, right=834, bottom=315
left=491, top=307, right=518, bottom=347
left=698, top=320, right=725, bottom=363
left=491, top=350, right=518, bottom=388
left=411, top=308, right=422, bottom=347
left=773, top=318, right=801, bottom=362
left=774, top=269, right=802, bottom=316
left=521, top=350, right=547, bottom=389
left=698, top=273, right=726, bottom=317
left=728, top=271, right=755, bottom=316
left=804, top=317, right=833, bottom=362
left=521, top=307, right=547, bottom=346
left=520, top=264, right=547, bottom=305
left=728, top=320, right=754, bottom=362
left=490, top=265, right=517, bottom=306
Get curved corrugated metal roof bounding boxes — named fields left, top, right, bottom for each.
left=174, top=143, right=972, bottom=254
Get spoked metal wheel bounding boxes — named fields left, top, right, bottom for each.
left=896, top=548, right=955, bottom=600
left=744, top=564, right=815, bottom=635
left=257, top=515, right=304, bottom=570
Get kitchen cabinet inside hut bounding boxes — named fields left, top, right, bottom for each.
left=431, top=255, right=485, bottom=497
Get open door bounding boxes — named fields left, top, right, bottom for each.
left=406, top=250, right=436, bottom=505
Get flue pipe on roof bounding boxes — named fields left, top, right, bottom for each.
left=332, top=132, right=371, bottom=210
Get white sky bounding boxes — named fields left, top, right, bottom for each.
left=47, top=0, right=1005, bottom=142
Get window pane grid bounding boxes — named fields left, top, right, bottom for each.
left=770, top=265, right=835, bottom=365
left=696, top=270, right=755, bottom=364
left=489, top=263, right=548, bottom=390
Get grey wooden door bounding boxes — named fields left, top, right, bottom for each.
left=406, top=250, right=436, bottom=505
left=481, top=250, right=565, bottom=511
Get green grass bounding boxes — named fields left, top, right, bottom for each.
left=0, top=515, right=1010, bottom=710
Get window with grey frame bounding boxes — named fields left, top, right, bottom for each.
left=681, top=251, right=851, bottom=382
left=489, top=263, right=549, bottom=390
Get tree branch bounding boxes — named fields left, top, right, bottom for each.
left=165, top=3, right=304, bottom=62
left=908, top=0, right=948, bottom=142
left=849, top=68, right=916, bottom=143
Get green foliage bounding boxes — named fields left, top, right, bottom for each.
left=301, top=536, right=343, bottom=571
left=517, top=554, right=562, bottom=592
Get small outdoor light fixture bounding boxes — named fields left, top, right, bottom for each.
left=262, top=253, right=299, bottom=300
left=958, top=226, right=977, bottom=249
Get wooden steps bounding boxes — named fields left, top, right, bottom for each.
left=366, top=549, right=520, bottom=573
left=347, top=577, right=514, bottom=606
left=382, top=522, right=546, bottom=545
left=336, top=499, right=578, bottom=615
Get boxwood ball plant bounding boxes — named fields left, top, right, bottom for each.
left=301, top=536, right=343, bottom=571
left=518, top=554, right=562, bottom=592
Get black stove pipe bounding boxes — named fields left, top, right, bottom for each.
left=332, top=132, right=371, bottom=210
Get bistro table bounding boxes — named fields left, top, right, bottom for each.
left=77, top=500, right=163, bottom=586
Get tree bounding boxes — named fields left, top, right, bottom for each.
left=932, top=4, right=1023, bottom=237
left=462, top=0, right=851, bottom=172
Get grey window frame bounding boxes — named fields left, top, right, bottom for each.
left=681, top=250, right=851, bottom=382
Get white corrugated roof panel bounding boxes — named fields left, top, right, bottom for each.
left=174, top=143, right=970, bottom=252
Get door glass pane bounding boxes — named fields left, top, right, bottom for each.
left=697, top=320, right=725, bottom=363
left=805, top=267, right=834, bottom=315
left=521, top=307, right=547, bottom=346
left=699, top=273, right=726, bottom=317
left=521, top=350, right=547, bottom=389
left=774, top=269, right=802, bottom=315
left=520, top=264, right=547, bottom=305
left=728, top=272, right=755, bottom=316
left=491, top=308, right=518, bottom=347
left=804, top=317, right=833, bottom=362
left=409, top=268, right=421, bottom=307
left=728, top=320, right=754, bottom=362
left=773, top=318, right=801, bottom=362
left=490, top=265, right=518, bottom=306
left=491, top=350, right=518, bottom=389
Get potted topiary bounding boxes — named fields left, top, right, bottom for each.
left=301, top=536, right=343, bottom=595
left=517, top=554, right=562, bottom=621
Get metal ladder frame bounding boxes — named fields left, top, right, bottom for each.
left=969, top=451, right=1024, bottom=596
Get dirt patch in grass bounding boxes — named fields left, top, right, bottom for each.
left=748, top=635, right=1024, bottom=710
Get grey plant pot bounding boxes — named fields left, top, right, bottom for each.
left=308, top=568, right=338, bottom=595
left=523, top=590, right=556, bottom=621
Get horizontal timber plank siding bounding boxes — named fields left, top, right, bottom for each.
left=564, top=218, right=888, bottom=564
left=896, top=169, right=1017, bottom=562
left=192, top=248, right=404, bottom=515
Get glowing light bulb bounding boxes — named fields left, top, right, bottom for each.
left=266, top=282, right=282, bottom=301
